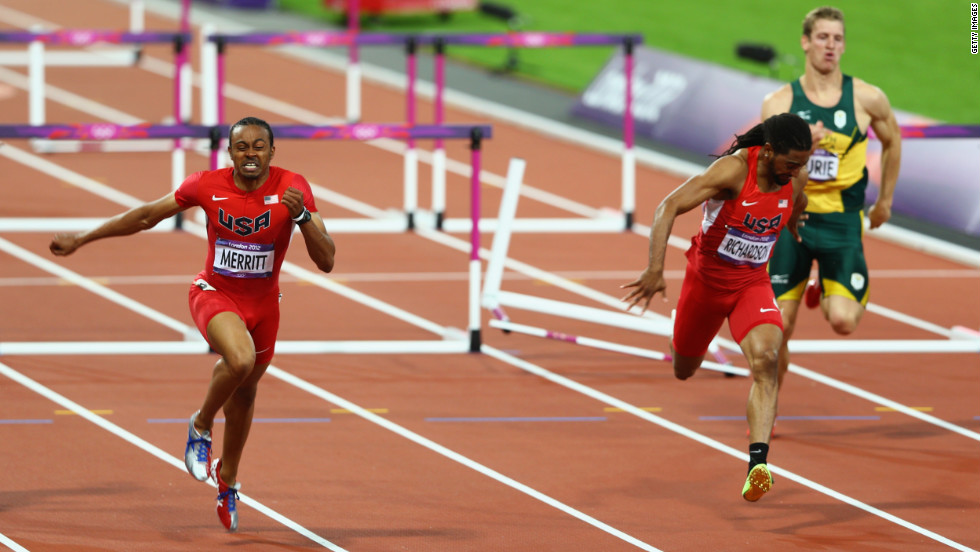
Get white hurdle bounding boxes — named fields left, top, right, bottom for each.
left=481, top=158, right=745, bottom=377
left=11, top=0, right=193, bottom=154
left=0, top=0, right=144, bottom=67
left=481, top=163, right=979, bottom=359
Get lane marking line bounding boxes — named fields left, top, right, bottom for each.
left=0, top=361, right=348, bottom=552
left=266, top=365, right=663, bottom=552
left=480, top=346, right=978, bottom=552
left=0, top=531, right=30, bottom=552
left=4, top=232, right=974, bottom=551
left=331, top=408, right=387, bottom=414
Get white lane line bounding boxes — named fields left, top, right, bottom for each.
left=265, top=366, right=664, bottom=552
left=0, top=361, right=348, bottom=551
left=479, top=346, right=979, bottom=552
left=0, top=532, right=30, bottom=552
left=2, top=207, right=974, bottom=552
left=0, top=237, right=191, bottom=337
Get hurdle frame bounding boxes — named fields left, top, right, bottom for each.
left=480, top=157, right=744, bottom=376
left=480, top=158, right=980, bottom=372
left=419, top=32, right=642, bottom=232
left=0, top=121, right=492, bottom=354
left=0, top=27, right=192, bottom=157
left=0, top=0, right=148, bottom=67
left=200, top=29, right=642, bottom=233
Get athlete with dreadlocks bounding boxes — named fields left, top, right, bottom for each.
left=622, top=112, right=812, bottom=501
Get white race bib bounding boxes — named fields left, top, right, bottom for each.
left=807, top=148, right=839, bottom=182
left=717, top=228, right=777, bottom=268
left=213, top=238, right=275, bottom=278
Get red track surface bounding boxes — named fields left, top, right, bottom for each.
left=1, top=1, right=978, bottom=551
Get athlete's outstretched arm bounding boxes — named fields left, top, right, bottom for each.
left=621, top=155, right=744, bottom=312
left=859, top=81, right=902, bottom=230
left=786, top=168, right=810, bottom=243
left=50, top=192, right=185, bottom=256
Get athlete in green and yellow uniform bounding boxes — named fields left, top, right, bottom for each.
left=761, top=6, right=901, bottom=388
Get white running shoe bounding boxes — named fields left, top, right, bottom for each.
left=184, top=411, right=212, bottom=482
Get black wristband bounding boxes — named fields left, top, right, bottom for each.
left=292, top=207, right=312, bottom=225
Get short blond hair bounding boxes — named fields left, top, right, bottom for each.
left=802, top=6, right=845, bottom=37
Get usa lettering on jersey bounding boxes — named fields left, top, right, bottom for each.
left=742, top=212, right=783, bottom=234
left=218, top=207, right=272, bottom=237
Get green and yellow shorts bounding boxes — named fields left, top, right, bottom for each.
left=768, top=210, right=870, bottom=305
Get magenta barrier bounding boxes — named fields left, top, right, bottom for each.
left=0, top=30, right=189, bottom=45
left=205, top=30, right=642, bottom=230
left=0, top=122, right=490, bottom=141
left=0, top=27, right=192, bottom=150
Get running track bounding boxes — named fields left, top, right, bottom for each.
left=0, top=1, right=978, bottom=551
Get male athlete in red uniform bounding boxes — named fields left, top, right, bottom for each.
left=622, top=113, right=811, bottom=502
left=50, top=116, right=336, bottom=531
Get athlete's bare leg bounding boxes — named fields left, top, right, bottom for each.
left=822, top=294, right=864, bottom=335
left=776, top=299, right=801, bottom=389
left=218, top=361, right=269, bottom=486
left=192, top=312, right=257, bottom=451
left=740, top=323, right=782, bottom=444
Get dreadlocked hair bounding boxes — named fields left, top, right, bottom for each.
left=718, top=112, right=811, bottom=157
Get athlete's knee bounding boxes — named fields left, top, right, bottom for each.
left=747, top=345, right=779, bottom=382
left=672, top=353, right=703, bottom=381
left=221, top=348, right=256, bottom=382
left=828, top=311, right=860, bottom=335
left=673, top=365, right=696, bottom=381
left=779, top=302, right=800, bottom=341
left=780, top=317, right=798, bottom=341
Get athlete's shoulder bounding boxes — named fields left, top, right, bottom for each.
left=275, top=167, right=313, bottom=190
left=761, top=83, right=794, bottom=117
left=267, top=165, right=299, bottom=183
left=176, top=169, right=230, bottom=206
left=851, top=77, right=894, bottom=119
left=851, top=76, right=888, bottom=102
left=705, top=150, right=751, bottom=188
left=198, top=167, right=234, bottom=184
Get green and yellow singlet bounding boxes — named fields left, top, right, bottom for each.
left=790, top=75, right=868, bottom=213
